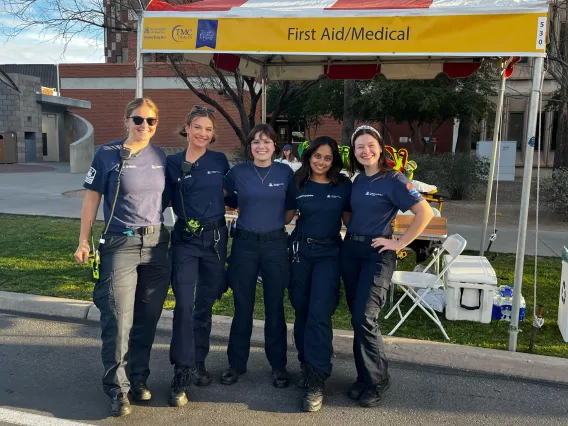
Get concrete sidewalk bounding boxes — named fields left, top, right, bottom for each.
left=1, top=290, right=567, bottom=387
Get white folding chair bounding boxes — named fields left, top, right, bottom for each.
left=384, top=234, right=467, bottom=340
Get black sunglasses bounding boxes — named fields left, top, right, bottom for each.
left=128, top=116, right=158, bottom=126
left=192, top=105, right=215, bottom=114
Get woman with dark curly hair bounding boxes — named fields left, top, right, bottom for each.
left=288, top=136, right=352, bottom=412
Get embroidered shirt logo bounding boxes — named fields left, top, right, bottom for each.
left=297, top=194, right=314, bottom=199
left=207, top=170, right=221, bottom=175
left=85, top=167, right=96, bottom=184
left=152, top=165, right=164, bottom=169
left=269, top=183, right=284, bottom=187
left=365, top=191, right=383, bottom=197
left=124, top=164, right=137, bottom=169
left=327, top=195, right=342, bottom=199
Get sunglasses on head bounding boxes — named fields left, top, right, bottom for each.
left=192, top=105, right=215, bottom=114
left=128, top=116, right=158, bottom=126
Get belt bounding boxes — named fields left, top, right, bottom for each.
left=344, top=233, right=391, bottom=244
left=121, top=225, right=160, bottom=236
left=301, top=236, right=339, bottom=245
left=175, top=218, right=225, bottom=233
left=234, top=228, right=287, bottom=242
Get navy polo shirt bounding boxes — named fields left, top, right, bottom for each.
left=224, top=161, right=295, bottom=234
left=164, top=150, right=230, bottom=224
left=83, top=140, right=166, bottom=233
left=347, top=170, right=423, bottom=237
left=290, top=177, right=352, bottom=240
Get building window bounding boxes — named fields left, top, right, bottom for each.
left=156, top=53, right=183, bottom=63
left=551, top=111, right=559, bottom=151
left=508, top=112, right=524, bottom=151
left=123, top=47, right=128, bottom=62
left=42, top=133, right=48, bottom=156
left=116, top=33, right=121, bottom=43
left=116, top=55, right=122, bottom=63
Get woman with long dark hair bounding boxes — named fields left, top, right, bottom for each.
left=288, top=136, right=351, bottom=412
left=341, top=125, right=433, bottom=408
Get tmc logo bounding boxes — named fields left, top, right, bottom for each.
left=172, top=25, right=193, bottom=42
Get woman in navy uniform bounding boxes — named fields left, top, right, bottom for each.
left=288, top=136, right=351, bottom=412
left=74, top=98, right=170, bottom=417
left=163, top=106, right=230, bottom=407
left=341, top=125, right=433, bottom=408
left=222, top=124, right=296, bottom=388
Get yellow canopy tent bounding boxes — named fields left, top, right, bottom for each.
left=139, top=0, right=549, bottom=351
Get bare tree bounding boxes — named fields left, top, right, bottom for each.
left=1, top=0, right=323, bottom=146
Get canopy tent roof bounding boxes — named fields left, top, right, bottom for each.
left=142, top=0, right=548, bottom=80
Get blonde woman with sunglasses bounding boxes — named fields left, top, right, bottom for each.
left=74, top=98, right=171, bottom=417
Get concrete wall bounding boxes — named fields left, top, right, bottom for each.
left=0, top=74, right=43, bottom=163
left=67, top=113, right=94, bottom=173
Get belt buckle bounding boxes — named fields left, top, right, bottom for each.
left=306, top=237, right=314, bottom=244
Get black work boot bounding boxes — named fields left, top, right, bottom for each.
left=193, top=361, right=211, bottom=387
left=347, top=379, right=366, bottom=400
left=221, top=366, right=246, bottom=385
left=302, top=366, right=325, bottom=412
left=130, top=380, right=152, bottom=401
left=168, top=367, right=192, bottom=407
left=272, top=368, right=289, bottom=388
left=359, top=375, right=391, bottom=408
left=297, top=363, right=308, bottom=389
left=110, top=392, right=131, bottom=417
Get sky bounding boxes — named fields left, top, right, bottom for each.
left=0, top=11, right=105, bottom=65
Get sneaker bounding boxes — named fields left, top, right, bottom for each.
left=359, top=375, right=391, bottom=408
left=110, top=393, right=131, bottom=417
left=297, top=363, right=308, bottom=389
left=272, top=368, right=289, bottom=388
left=302, top=366, right=324, bottom=412
left=130, top=380, right=151, bottom=401
left=221, top=366, right=246, bottom=385
left=168, top=367, right=192, bottom=407
left=347, top=379, right=366, bottom=401
left=193, top=361, right=211, bottom=387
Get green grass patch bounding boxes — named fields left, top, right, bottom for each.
left=0, top=213, right=566, bottom=357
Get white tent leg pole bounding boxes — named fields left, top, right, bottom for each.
left=480, top=70, right=507, bottom=255
left=136, top=10, right=144, bottom=98
left=261, top=77, right=267, bottom=124
left=509, top=56, right=544, bottom=352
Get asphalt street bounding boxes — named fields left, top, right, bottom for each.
left=1, top=311, right=567, bottom=426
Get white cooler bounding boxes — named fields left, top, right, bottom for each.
left=444, top=255, right=498, bottom=323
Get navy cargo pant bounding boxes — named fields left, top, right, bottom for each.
left=340, top=238, right=396, bottom=387
left=289, top=238, right=341, bottom=380
left=169, top=223, right=228, bottom=369
left=94, top=226, right=171, bottom=398
left=226, top=230, right=289, bottom=371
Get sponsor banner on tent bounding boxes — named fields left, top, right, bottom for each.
left=141, top=13, right=547, bottom=56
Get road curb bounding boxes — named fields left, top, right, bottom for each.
left=2, top=290, right=568, bottom=385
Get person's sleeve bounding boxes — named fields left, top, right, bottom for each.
left=83, top=150, right=106, bottom=194
left=389, top=172, right=424, bottom=212
left=343, top=179, right=352, bottom=212
left=223, top=166, right=236, bottom=196
left=161, top=156, right=174, bottom=211
left=285, top=169, right=296, bottom=210
left=221, top=153, right=230, bottom=175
